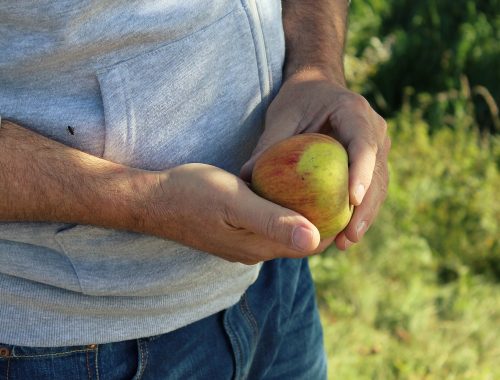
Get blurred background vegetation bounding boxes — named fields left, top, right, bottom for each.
left=310, top=1, right=500, bottom=378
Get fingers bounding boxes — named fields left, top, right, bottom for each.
left=163, top=163, right=335, bottom=265
left=315, top=236, right=336, bottom=253
left=222, top=231, right=334, bottom=265
left=222, top=182, right=336, bottom=263
left=240, top=111, right=298, bottom=182
left=329, top=96, right=389, bottom=250
left=347, top=137, right=377, bottom=205
left=238, top=82, right=390, bottom=257
left=229, top=184, right=321, bottom=253
left=334, top=233, right=353, bottom=251
left=335, top=136, right=390, bottom=250
left=336, top=116, right=387, bottom=207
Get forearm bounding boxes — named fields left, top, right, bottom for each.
left=282, top=0, right=349, bottom=84
left=0, top=120, right=149, bottom=231
left=0, top=119, right=330, bottom=261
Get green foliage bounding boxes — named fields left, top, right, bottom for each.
left=385, top=102, right=499, bottom=278
left=311, top=1, right=500, bottom=378
left=312, top=112, right=499, bottom=378
left=311, top=247, right=500, bottom=379
left=347, top=0, right=500, bottom=132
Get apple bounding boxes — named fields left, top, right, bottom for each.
left=251, top=133, right=353, bottom=239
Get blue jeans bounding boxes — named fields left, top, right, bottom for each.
left=0, top=259, right=326, bottom=379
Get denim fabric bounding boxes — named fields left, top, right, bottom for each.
left=0, top=259, right=326, bottom=380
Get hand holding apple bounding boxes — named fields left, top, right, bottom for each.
left=252, top=133, right=353, bottom=240
left=241, top=67, right=390, bottom=250
left=131, top=162, right=341, bottom=265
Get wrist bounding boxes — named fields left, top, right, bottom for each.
left=0, top=119, right=165, bottom=235
left=282, top=0, right=348, bottom=87
left=284, top=65, right=347, bottom=88
left=107, top=167, right=161, bottom=234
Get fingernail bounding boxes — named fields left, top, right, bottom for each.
left=356, top=221, right=367, bottom=240
left=292, top=226, right=314, bottom=252
left=354, top=184, right=365, bottom=204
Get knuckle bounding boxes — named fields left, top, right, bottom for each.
left=351, top=93, right=371, bottom=110
left=379, top=182, right=389, bottom=200
left=375, top=161, right=389, bottom=184
left=371, top=163, right=389, bottom=201
left=378, top=116, right=388, bottom=134
left=383, top=176, right=390, bottom=196
left=384, top=134, right=391, bottom=146
left=385, top=136, right=392, bottom=153
left=378, top=176, right=389, bottom=199
left=264, top=215, right=277, bottom=239
left=338, top=92, right=370, bottom=112
left=344, top=228, right=359, bottom=243
left=263, top=214, right=289, bottom=244
left=370, top=115, right=388, bottom=147
left=357, top=134, right=379, bottom=156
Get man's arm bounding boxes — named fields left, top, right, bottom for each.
left=282, top=0, right=349, bottom=84
left=242, top=0, right=390, bottom=250
left=0, top=120, right=145, bottom=229
left=0, top=119, right=329, bottom=263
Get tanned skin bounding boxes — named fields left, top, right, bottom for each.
left=243, top=0, right=390, bottom=250
left=282, top=0, right=349, bottom=84
left=0, top=0, right=389, bottom=261
left=0, top=121, right=137, bottom=226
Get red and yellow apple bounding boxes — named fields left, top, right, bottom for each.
left=251, top=133, right=353, bottom=239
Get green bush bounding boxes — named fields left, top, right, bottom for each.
left=380, top=99, right=499, bottom=279
left=311, top=1, right=500, bottom=378
left=347, top=0, right=500, bottom=132
left=311, top=113, right=500, bottom=377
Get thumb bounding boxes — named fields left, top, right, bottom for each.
left=235, top=189, right=321, bottom=253
left=240, top=154, right=261, bottom=183
left=240, top=113, right=299, bottom=182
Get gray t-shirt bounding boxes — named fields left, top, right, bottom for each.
left=0, top=0, right=284, bottom=346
